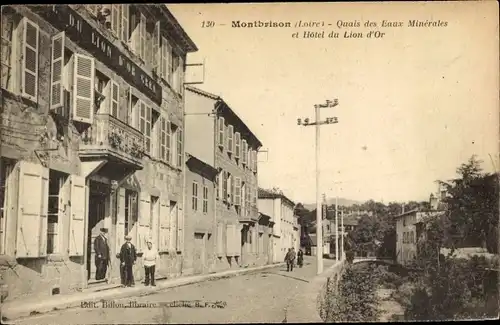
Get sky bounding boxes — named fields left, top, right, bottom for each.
left=169, top=2, right=499, bottom=204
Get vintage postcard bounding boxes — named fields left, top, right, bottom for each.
left=0, top=1, right=498, bottom=324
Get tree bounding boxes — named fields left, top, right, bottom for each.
left=439, top=155, right=499, bottom=251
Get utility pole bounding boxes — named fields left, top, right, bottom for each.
left=298, top=98, right=339, bottom=275
left=341, top=209, right=344, bottom=260
left=335, top=194, right=339, bottom=261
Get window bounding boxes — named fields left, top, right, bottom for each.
left=139, top=102, right=152, bottom=154
left=222, top=171, right=228, bottom=202
left=109, top=80, right=119, bottom=117
left=150, top=110, right=160, bottom=158
left=242, top=140, right=248, bottom=165
left=22, top=18, right=39, bottom=101
left=234, top=177, right=241, bottom=206
left=218, top=117, right=225, bottom=148
left=152, top=22, right=160, bottom=73
left=139, top=13, right=146, bottom=61
left=227, top=125, right=234, bottom=153
left=170, top=49, right=177, bottom=87
left=217, top=171, right=223, bottom=200
left=177, top=128, right=183, bottom=167
left=203, top=185, right=208, bottom=214
left=120, top=5, right=130, bottom=43
left=192, top=182, right=198, bottom=211
left=160, top=36, right=172, bottom=81
left=234, top=132, right=241, bottom=159
left=0, top=159, right=14, bottom=255
left=47, top=171, right=67, bottom=254
left=247, top=147, right=252, bottom=170
left=160, top=117, right=168, bottom=162
left=226, top=173, right=233, bottom=204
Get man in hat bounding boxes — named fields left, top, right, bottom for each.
left=94, top=228, right=110, bottom=280
left=119, top=235, right=137, bottom=287
left=142, top=238, right=159, bottom=286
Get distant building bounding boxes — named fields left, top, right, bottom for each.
left=258, top=188, right=299, bottom=262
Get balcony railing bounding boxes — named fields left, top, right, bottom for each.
left=80, top=114, right=145, bottom=167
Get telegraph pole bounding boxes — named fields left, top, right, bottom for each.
left=298, top=99, right=339, bottom=275
left=341, top=209, right=345, bottom=260
left=335, top=194, right=339, bottom=261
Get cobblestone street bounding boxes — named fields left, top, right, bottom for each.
left=12, top=257, right=334, bottom=324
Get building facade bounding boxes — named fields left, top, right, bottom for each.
left=183, top=153, right=217, bottom=276
left=0, top=4, right=196, bottom=301
left=184, top=86, right=267, bottom=271
left=258, top=188, right=299, bottom=262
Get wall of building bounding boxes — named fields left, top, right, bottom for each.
left=184, top=91, right=216, bottom=166
left=0, top=4, right=190, bottom=302
left=396, top=213, right=417, bottom=265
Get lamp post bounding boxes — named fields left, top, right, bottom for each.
left=297, top=99, right=339, bottom=275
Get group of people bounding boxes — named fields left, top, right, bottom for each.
left=284, top=247, right=304, bottom=272
left=94, top=228, right=159, bottom=287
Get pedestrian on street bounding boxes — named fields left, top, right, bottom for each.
left=94, top=228, right=110, bottom=280
left=297, top=248, right=304, bottom=268
left=143, top=238, right=159, bottom=287
left=119, top=235, right=137, bottom=287
left=285, top=248, right=296, bottom=272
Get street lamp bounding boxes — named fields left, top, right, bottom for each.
left=298, top=98, right=339, bottom=275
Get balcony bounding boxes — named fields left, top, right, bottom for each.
left=80, top=114, right=145, bottom=170
left=239, top=206, right=259, bottom=224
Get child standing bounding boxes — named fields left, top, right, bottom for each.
left=143, top=238, right=159, bottom=286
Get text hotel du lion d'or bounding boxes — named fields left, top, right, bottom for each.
left=202, top=19, right=449, bottom=39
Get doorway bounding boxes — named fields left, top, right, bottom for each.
left=86, top=181, right=109, bottom=283
left=193, top=233, right=205, bottom=275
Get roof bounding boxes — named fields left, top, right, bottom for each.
left=185, top=153, right=218, bottom=181
left=161, top=6, right=198, bottom=53
left=185, top=86, right=263, bottom=148
left=258, top=188, right=295, bottom=207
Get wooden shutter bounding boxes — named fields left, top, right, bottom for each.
left=216, top=223, right=223, bottom=257
left=159, top=198, right=169, bottom=252
left=116, top=188, right=126, bottom=255
left=242, top=140, right=247, bottom=165
left=50, top=31, right=65, bottom=110
left=225, top=224, right=233, bottom=256
left=121, top=5, right=129, bottom=42
left=21, top=18, right=39, bottom=101
left=138, top=192, right=150, bottom=253
left=222, top=171, right=227, bottom=201
left=16, top=161, right=48, bottom=258
left=176, top=207, right=183, bottom=252
left=170, top=205, right=177, bottom=250
left=72, top=54, right=95, bottom=124
left=179, top=56, right=184, bottom=94
left=152, top=22, right=160, bottom=72
left=68, top=175, right=85, bottom=256
left=139, top=13, right=146, bottom=61
left=234, top=177, right=241, bottom=206
left=227, top=125, right=234, bottom=153
left=161, top=37, right=168, bottom=79
left=110, top=80, right=119, bottom=118
left=235, top=132, right=241, bottom=158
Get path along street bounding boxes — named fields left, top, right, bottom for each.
left=12, top=257, right=334, bottom=324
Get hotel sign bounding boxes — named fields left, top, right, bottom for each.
left=33, top=5, right=162, bottom=105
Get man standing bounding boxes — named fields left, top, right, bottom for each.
left=119, top=235, right=137, bottom=287
left=143, top=238, right=159, bottom=287
left=94, top=228, right=110, bottom=280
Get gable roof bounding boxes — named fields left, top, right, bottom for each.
left=258, top=188, right=295, bottom=207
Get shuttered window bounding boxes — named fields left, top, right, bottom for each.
left=160, top=117, right=167, bottom=161
left=0, top=159, right=14, bottom=255
left=203, top=186, right=208, bottom=213
left=120, top=5, right=129, bottom=42
left=111, top=4, right=120, bottom=36
left=168, top=46, right=175, bottom=85
left=161, top=37, right=169, bottom=80
left=227, top=125, right=234, bottom=153
left=177, top=128, right=183, bottom=167
left=140, top=13, right=146, bottom=61
left=1, top=14, right=14, bottom=91
left=166, top=120, right=172, bottom=164
left=192, top=181, right=198, bottom=211
left=234, top=132, right=241, bottom=159
left=47, top=171, right=67, bottom=254
left=73, top=54, right=95, bottom=124
left=242, top=140, right=247, bottom=165
left=69, top=175, right=85, bottom=256
left=152, top=22, right=160, bottom=72
left=110, top=80, right=119, bottom=118
left=22, top=18, right=39, bottom=101
left=218, top=117, right=225, bottom=148
left=139, top=102, right=152, bottom=154
left=234, top=177, right=241, bottom=206
left=50, top=32, right=65, bottom=110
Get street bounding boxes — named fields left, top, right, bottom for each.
left=12, top=257, right=334, bottom=324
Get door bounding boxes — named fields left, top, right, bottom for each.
left=87, top=182, right=108, bottom=282
left=193, top=233, right=205, bottom=274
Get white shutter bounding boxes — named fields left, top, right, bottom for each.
left=16, top=161, right=48, bottom=258
left=121, top=5, right=129, bottom=42
left=253, top=150, right=257, bottom=172
left=21, top=18, right=39, bottom=101
left=110, top=80, right=119, bottom=118
left=116, top=188, right=126, bottom=255
left=227, top=125, right=234, bottom=153
left=176, top=207, right=184, bottom=252
left=161, top=37, right=168, bottom=80
left=234, top=177, right=241, bottom=206
left=216, top=223, right=224, bottom=257
left=159, top=198, right=169, bottom=252
left=225, top=224, right=234, bottom=256
left=234, top=225, right=241, bottom=257
left=170, top=205, right=177, bottom=250
left=138, top=192, right=150, bottom=253
left=72, top=54, right=95, bottom=124
left=140, top=13, right=146, bottom=61
left=242, top=140, right=247, bottom=165
left=218, top=117, right=225, bottom=147
left=179, top=56, right=184, bottom=94
left=235, top=132, right=241, bottom=159
left=111, top=5, right=120, bottom=36
left=69, top=175, right=85, bottom=256
left=50, top=32, right=65, bottom=110
left=152, top=22, right=160, bottom=73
